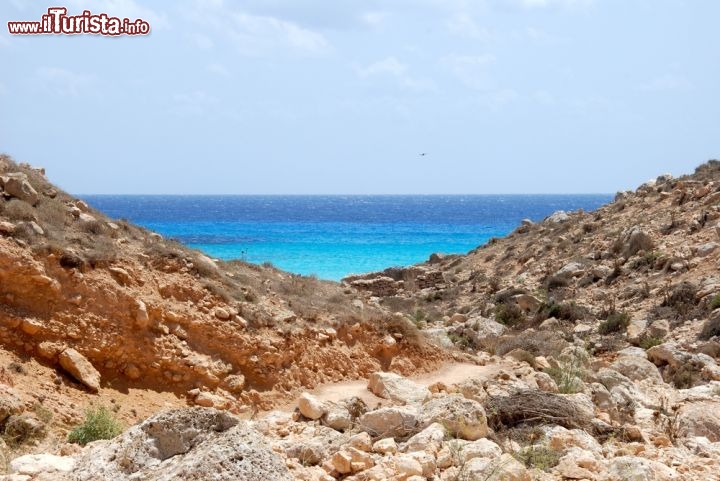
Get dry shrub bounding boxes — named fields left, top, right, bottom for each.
left=485, top=390, right=593, bottom=432
left=4, top=199, right=36, bottom=222
left=651, top=282, right=707, bottom=324
left=544, top=274, right=570, bottom=291
left=700, top=316, right=720, bottom=341
left=379, top=314, right=422, bottom=345
left=534, top=301, right=588, bottom=323
left=80, top=220, right=106, bottom=235
left=35, top=198, right=68, bottom=227
left=495, top=331, right=567, bottom=358
left=85, top=238, right=117, bottom=267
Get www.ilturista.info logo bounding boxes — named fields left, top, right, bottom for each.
left=7, top=7, right=151, bottom=36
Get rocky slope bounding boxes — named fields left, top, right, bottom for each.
left=3, top=158, right=720, bottom=481
left=0, top=154, right=444, bottom=469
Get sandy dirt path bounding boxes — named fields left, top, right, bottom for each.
left=305, top=361, right=506, bottom=407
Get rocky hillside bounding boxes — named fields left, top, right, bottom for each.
left=0, top=154, right=444, bottom=466
left=3, top=158, right=720, bottom=481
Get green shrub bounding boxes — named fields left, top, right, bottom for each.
left=639, top=335, right=663, bottom=350
left=514, top=445, right=561, bottom=471
left=710, top=294, right=720, bottom=311
left=598, top=310, right=630, bottom=335
left=67, top=406, right=122, bottom=445
left=495, top=303, right=525, bottom=327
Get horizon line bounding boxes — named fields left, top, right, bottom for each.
left=77, top=192, right=615, bottom=197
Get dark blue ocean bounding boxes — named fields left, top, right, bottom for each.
left=82, top=195, right=611, bottom=281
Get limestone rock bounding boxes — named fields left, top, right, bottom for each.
left=402, top=422, right=446, bottom=454
left=676, top=400, right=720, bottom=442
left=367, top=372, right=431, bottom=404
left=322, top=403, right=352, bottom=431
left=604, top=456, right=678, bottom=481
left=372, top=437, right=398, bottom=455
left=58, top=348, right=101, bottom=392
left=135, top=300, right=149, bottom=328
left=9, top=454, right=74, bottom=476
left=358, top=405, right=419, bottom=438
left=298, top=393, right=327, bottom=420
left=460, top=453, right=530, bottom=481
left=418, top=394, right=488, bottom=441
left=458, top=438, right=502, bottom=463
left=70, top=408, right=292, bottom=481
left=696, top=242, right=719, bottom=257
left=1, top=172, right=39, bottom=206
left=610, top=356, right=663, bottom=383
left=0, top=221, right=16, bottom=235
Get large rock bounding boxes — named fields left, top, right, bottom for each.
left=459, top=453, right=530, bottom=481
left=604, top=456, right=678, bottom=481
left=367, top=372, right=431, bottom=405
left=418, top=394, right=488, bottom=440
left=71, top=408, right=292, bottom=481
left=1, top=172, right=39, bottom=206
left=58, top=348, right=101, bottom=392
left=676, top=400, right=720, bottom=442
left=610, top=356, right=663, bottom=383
left=402, top=422, right=446, bottom=454
left=358, top=406, right=419, bottom=438
left=9, top=453, right=74, bottom=476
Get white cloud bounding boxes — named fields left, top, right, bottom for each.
left=446, top=13, right=490, bottom=40
left=189, top=3, right=331, bottom=57
left=231, top=13, right=329, bottom=55
left=66, top=0, right=169, bottom=29
left=639, top=74, right=692, bottom=92
left=207, top=63, right=230, bottom=76
left=356, top=57, right=408, bottom=78
left=477, top=89, right=519, bottom=110
left=355, top=57, right=434, bottom=93
left=190, top=33, right=214, bottom=49
left=515, top=0, right=595, bottom=9
left=360, top=11, right=389, bottom=30
left=172, top=90, right=218, bottom=116
left=36, top=67, right=93, bottom=96
left=441, top=54, right=496, bottom=89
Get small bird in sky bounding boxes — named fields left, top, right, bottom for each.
left=419, top=152, right=427, bottom=156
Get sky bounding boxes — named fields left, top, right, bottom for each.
left=1, top=0, right=719, bottom=195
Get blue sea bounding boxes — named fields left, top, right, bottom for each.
left=82, top=195, right=612, bottom=281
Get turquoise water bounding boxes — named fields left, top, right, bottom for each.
left=83, top=195, right=612, bottom=280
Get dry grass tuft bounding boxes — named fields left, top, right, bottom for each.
left=485, top=390, right=593, bottom=432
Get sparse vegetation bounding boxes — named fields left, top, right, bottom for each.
left=598, top=310, right=630, bottom=335
left=545, top=350, right=586, bottom=394
left=67, top=406, right=123, bottom=445
left=494, top=303, right=525, bottom=327
left=699, top=316, right=720, bottom=340
left=514, top=445, right=561, bottom=471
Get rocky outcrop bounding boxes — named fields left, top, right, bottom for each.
left=70, top=408, right=292, bottom=481
left=0, top=172, right=39, bottom=206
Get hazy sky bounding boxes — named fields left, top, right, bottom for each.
left=1, top=0, right=718, bottom=194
